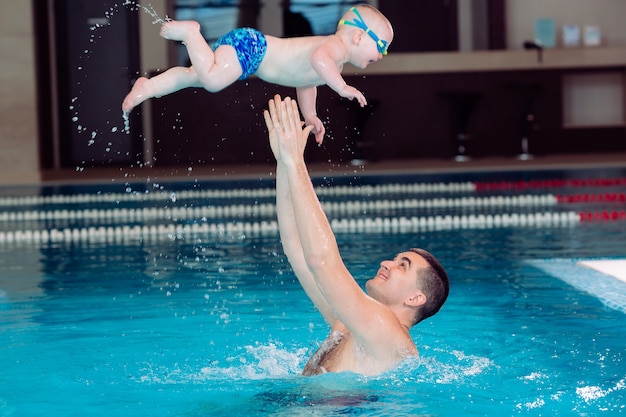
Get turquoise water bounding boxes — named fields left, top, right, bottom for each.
left=1, top=170, right=625, bottom=416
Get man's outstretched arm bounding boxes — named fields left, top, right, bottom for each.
left=266, top=102, right=335, bottom=325
left=264, top=96, right=393, bottom=339
left=275, top=163, right=336, bottom=324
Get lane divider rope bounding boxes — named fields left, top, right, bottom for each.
left=0, top=177, right=622, bottom=207
left=0, top=182, right=475, bottom=207
left=556, top=193, right=626, bottom=204
left=0, top=194, right=560, bottom=224
left=0, top=176, right=623, bottom=245
left=475, top=177, right=626, bottom=191
left=0, top=211, right=584, bottom=245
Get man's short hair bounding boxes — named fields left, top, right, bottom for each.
left=409, top=248, right=449, bottom=324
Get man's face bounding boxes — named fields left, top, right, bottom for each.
left=365, top=251, right=428, bottom=306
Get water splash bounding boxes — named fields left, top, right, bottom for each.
left=416, top=349, right=493, bottom=385
left=576, top=377, right=626, bottom=403
left=135, top=343, right=308, bottom=385
left=69, top=1, right=169, bottom=167
left=122, top=112, right=130, bottom=134
left=122, top=0, right=170, bottom=25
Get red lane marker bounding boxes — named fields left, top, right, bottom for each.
left=579, top=211, right=626, bottom=222
left=557, top=193, right=626, bottom=204
left=475, top=178, right=626, bottom=191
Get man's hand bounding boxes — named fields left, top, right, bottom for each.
left=264, top=95, right=314, bottom=165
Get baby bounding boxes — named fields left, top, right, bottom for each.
left=121, top=5, right=393, bottom=143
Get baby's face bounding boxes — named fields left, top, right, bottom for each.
left=352, top=25, right=393, bottom=69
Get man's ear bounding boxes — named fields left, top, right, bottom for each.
left=406, top=291, right=427, bottom=307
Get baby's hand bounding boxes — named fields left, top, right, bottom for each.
left=341, top=86, right=367, bottom=107
left=305, top=116, right=325, bottom=144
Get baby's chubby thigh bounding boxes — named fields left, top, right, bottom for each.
left=198, top=45, right=243, bottom=92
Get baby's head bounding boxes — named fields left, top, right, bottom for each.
left=337, top=4, right=393, bottom=67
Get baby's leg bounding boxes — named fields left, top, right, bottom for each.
left=122, top=67, right=201, bottom=114
left=159, top=20, right=202, bottom=42
left=160, top=20, right=241, bottom=92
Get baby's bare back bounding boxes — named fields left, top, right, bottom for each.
left=255, top=35, right=343, bottom=88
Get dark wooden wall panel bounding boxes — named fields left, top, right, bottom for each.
left=148, top=70, right=625, bottom=167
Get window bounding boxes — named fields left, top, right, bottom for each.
left=288, top=1, right=364, bottom=36
left=169, top=0, right=372, bottom=65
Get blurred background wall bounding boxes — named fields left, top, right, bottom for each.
left=1, top=0, right=625, bottom=185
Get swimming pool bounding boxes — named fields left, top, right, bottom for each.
left=1, top=167, right=625, bottom=416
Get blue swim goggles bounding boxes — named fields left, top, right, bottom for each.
left=338, top=6, right=389, bottom=55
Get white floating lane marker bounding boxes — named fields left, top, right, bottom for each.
left=0, top=211, right=582, bottom=245
left=0, top=194, right=559, bottom=224
left=0, top=182, right=476, bottom=207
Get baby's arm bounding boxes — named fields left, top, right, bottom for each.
left=310, top=45, right=367, bottom=107
left=296, top=87, right=325, bottom=144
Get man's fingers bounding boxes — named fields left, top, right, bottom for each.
left=267, top=95, right=310, bottom=150
left=272, top=94, right=283, bottom=122
left=267, top=99, right=277, bottom=124
left=280, top=96, right=302, bottom=133
left=263, top=109, right=272, bottom=130
left=290, top=99, right=301, bottom=130
left=284, top=97, right=296, bottom=130
left=303, top=124, right=315, bottom=138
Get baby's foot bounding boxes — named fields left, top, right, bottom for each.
left=160, top=20, right=201, bottom=42
left=122, top=77, right=152, bottom=114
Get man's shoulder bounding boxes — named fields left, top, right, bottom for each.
left=332, top=322, right=417, bottom=374
left=337, top=319, right=416, bottom=353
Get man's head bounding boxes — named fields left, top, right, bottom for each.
left=408, top=248, right=449, bottom=324
left=366, top=248, right=449, bottom=326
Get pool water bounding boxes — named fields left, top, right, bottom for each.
left=0, top=169, right=625, bottom=416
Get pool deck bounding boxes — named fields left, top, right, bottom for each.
left=530, top=259, right=626, bottom=313
left=579, top=260, right=626, bottom=284
left=38, top=152, right=626, bottom=186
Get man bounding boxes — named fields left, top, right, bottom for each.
left=263, top=95, right=449, bottom=376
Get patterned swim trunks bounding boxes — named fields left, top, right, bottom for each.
left=213, top=28, right=268, bottom=80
